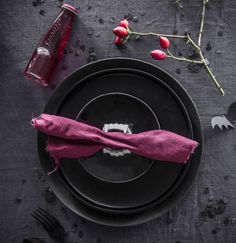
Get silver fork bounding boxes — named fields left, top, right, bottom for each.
left=31, top=207, right=66, bottom=243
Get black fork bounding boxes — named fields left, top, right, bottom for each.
left=31, top=207, right=66, bottom=243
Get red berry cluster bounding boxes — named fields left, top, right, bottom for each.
left=113, top=19, right=130, bottom=44
left=113, top=19, right=170, bottom=61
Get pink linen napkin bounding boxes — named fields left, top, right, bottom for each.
left=32, top=114, right=199, bottom=174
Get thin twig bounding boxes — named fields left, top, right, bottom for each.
left=130, top=31, right=225, bottom=95
left=199, top=50, right=225, bottom=96
left=130, top=31, right=187, bottom=39
left=167, top=49, right=203, bottom=64
left=186, top=33, right=200, bottom=50
left=123, top=0, right=225, bottom=96
left=198, top=0, right=208, bottom=46
left=171, top=0, right=183, bottom=9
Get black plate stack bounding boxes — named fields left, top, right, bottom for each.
left=38, top=58, right=203, bottom=226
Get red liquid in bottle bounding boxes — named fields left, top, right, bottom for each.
left=24, top=4, right=79, bottom=87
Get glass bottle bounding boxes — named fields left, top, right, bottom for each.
left=24, top=4, right=79, bottom=87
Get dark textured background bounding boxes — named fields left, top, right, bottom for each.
left=0, top=0, right=236, bottom=242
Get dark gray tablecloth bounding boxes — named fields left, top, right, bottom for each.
left=0, top=0, right=235, bottom=242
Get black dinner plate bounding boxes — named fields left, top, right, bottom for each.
left=38, top=58, right=203, bottom=226
left=53, top=68, right=193, bottom=213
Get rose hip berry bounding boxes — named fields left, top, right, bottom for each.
left=113, top=26, right=129, bottom=38
left=151, top=50, right=167, bottom=60
left=160, top=36, right=170, bottom=49
left=119, top=19, right=129, bottom=28
left=114, top=36, right=124, bottom=45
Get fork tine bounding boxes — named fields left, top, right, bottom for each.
left=32, top=211, right=53, bottom=231
left=37, top=207, right=57, bottom=226
left=33, top=210, right=53, bottom=229
left=36, top=208, right=54, bottom=223
left=31, top=212, right=52, bottom=233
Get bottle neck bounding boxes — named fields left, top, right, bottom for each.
left=61, top=4, right=79, bottom=16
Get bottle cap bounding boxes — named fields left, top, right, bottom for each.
left=62, top=4, right=79, bottom=15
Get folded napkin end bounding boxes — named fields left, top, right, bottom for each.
left=183, top=142, right=199, bottom=164
left=31, top=115, right=43, bottom=129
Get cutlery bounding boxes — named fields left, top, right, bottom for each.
left=31, top=207, right=66, bottom=243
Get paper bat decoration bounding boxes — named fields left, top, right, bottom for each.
left=211, top=115, right=234, bottom=129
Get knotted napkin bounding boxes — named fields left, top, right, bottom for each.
left=32, top=114, right=198, bottom=174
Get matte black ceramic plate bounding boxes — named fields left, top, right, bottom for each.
left=53, top=68, right=193, bottom=213
left=38, top=58, right=202, bottom=226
